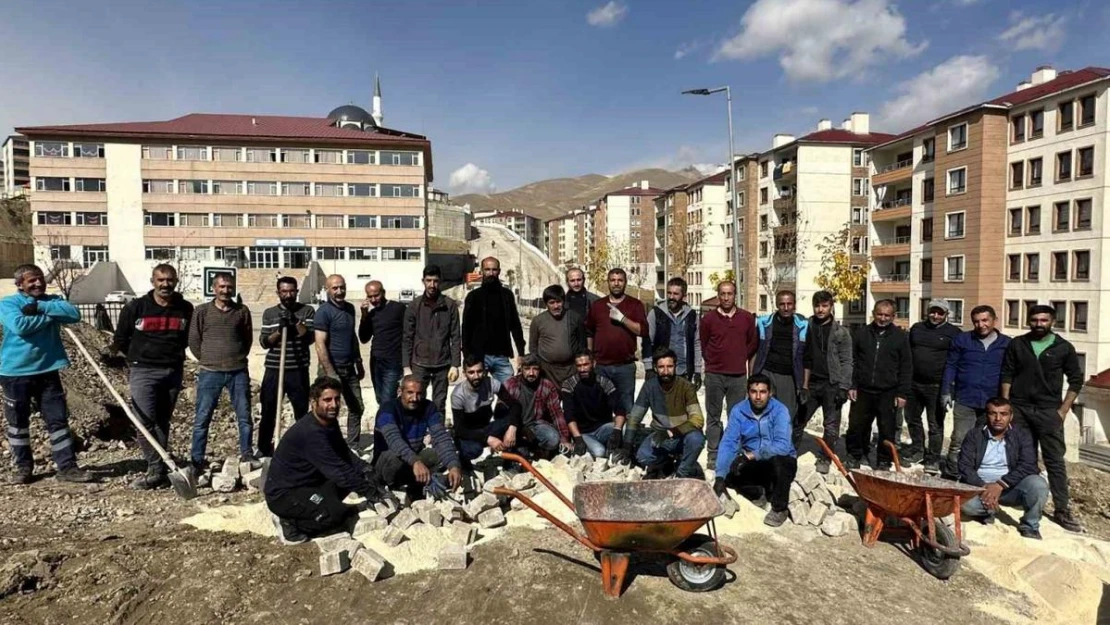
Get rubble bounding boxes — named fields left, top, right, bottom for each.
left=477, top=508, right=506, bottom=529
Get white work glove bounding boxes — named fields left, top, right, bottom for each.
left=403, top=367, right=413, bottom=377
left=447, top=367, right=459, bottom=383
left=941, top=395, right=954, bottom=410
left=608, top=304, right=626, bottom=324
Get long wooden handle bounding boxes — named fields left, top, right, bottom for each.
left=274, top=326, right=288, bottom=444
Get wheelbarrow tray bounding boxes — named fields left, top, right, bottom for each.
left=574, top=479, right=724, bottom=552
left=852, top=469, right=983, bottom=518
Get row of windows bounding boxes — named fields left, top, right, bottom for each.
left=142, top=179, right=421, bottom=198
left=35, top=177, right=106, bottom=192
left=1009, top=147, right=1096, bottom=189
left=1005, top=299, right=1089, bottom=333
left=1007, top=199, right=1094, bottom=236
left=1006, top=250, right=1091, bottom=282
left=34, top=142, right=104, bottom=158
left=48, top=245, right=108, bottom=267
left=35, top=211, right=422, bottom=229
left=36, top=211, right=107, bottom=226
left=140, top=145, right=421, bottom=166
left=1011, top=93, right=1098, bottom=143
left=141, top=245, right=423, bottom=266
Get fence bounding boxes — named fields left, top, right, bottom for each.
left=73, top=302, right=126, bottom=332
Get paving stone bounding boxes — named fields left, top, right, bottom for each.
left=438, top=544, right=469, bottom=570
left=465, top=492, right=499, bottom=519
left=374, top=500, right=399, bottom=521
left=552, top=454, right=570, bottom=468
left=812, top=485, right=835, bottom=506
left=592, top=457, right=609, bottom=473
left=798, top=469, right=824, bottom=494
left=222, top=457, right=242, bottom=480
left=350, top=548, right=389, bottom=582
left=437, top=501, right=465, bottom=523
left=806, top=501, right=830, bottom=526
left=601, top=466, right=626, bottom=479
left=477, top=507, right=506, bottom=529
left=482, top=475, right=508, bottom=493
left=510, top=472, right=535, bottom=490
left=627, top=467, right=644, bottom=481
left=319, top=550, right=351, bottom=576
left=390, top=508, right=420, bottom=531
left=381, top=526, right=406, bottom=547
left=411, top=499, right=436, bottom=513
left=313, top=532, right=353, bottom=553
left=211, top=474, right=238, bottom=493
left=418, top=509, right=444, bottom=527
left=353, top=515, right=387, bottom=536
left=820, top=511, right=859, bottom=537
left=789, top=482, right=805, bottom=502
left=243, top=469, right=263, bottom=492
left=444, top=522, right=478, bottom=547
left=788, top=499, right=810, bottom=525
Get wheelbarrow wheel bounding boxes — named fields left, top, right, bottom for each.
left=918, top=519, right=960, bottom=580
left=666, top=533, right=727, bottom=592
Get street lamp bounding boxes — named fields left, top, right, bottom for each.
left=682, top=86, right=741, bottom=284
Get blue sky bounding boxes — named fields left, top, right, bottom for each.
left=2, top=0, right=1108, bottom=194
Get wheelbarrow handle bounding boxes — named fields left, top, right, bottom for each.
left=674, top=543, right=739, bottom=566
left=883, top=440, right=903, bottom=473
left=498, top=452, right=575, bottom=513
left=493, top=486, right=600, bottom=553
left=811, top=436, right=859, bottom=490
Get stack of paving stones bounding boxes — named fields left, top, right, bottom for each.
left=786, top=463, right=861, bottom=537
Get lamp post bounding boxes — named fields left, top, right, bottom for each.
left=682, top=86, right=740, bottom=284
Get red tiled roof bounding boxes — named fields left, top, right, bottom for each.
left=686, top=169, right=729, bottom=190
left=986, top=67, right=1110, bottom=107
left=795, top=129, right=897, bottom=145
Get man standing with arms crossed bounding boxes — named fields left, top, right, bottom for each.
left=585, top=268, right=648, bottom=416
left=902, top=299, right=960, bottom=466
left=257, top=277, right=314, bottom=457
left=1000, top=304, right=1084, bottom=532
left=798, top=290, right=852, bottom=474
left=642, top=277, right=702, bottom=389
left=1, top=264, right=93, bottom=484
left=462, top=257, right=525, bottom=383
left=403, top=265, right=461, bottom=417
left=699, top=280, right=758, bottom=471
left=108, top=264, right=194, bottom=488
left=314, top=274, right=365, bottom=447
left=359, top=280, right=406, bottom=408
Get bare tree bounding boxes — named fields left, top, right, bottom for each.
left=34, top=229, right=86, bottom=299
left=666, top=208, right=704, bottom=279
left=758, top=212, right=810, bottom=300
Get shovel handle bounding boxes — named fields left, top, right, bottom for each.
left=499, top=452, right=575, bottom=513
left=64, top=328, right=181, bottom=472
left=274, top=326, right=288, bottom=443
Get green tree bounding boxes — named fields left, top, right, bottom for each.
left=814, top=224, right=870, bottom=304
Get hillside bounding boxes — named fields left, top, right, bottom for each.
left=455, top=167, right=703, bottom=222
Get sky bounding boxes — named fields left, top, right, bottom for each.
left=2, top=0, right=1109, bottom=195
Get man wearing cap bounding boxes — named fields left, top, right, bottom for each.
left=901, top=299, right=960, bottom=466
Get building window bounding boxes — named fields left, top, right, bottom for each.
left=348, top=248, right=378, bottom=261
left=947, top=167, right=966, bottom=195
left=1050, top=300, right=1066, bottom=329
left=1011, top=115, right=1025, bottom=143
left=1059, top=101, right=1074, bottom=132
left=759, top=241, right=768, bottom=258
left=283, top=215, right=311, bottom=228
left=144, top=247, right=176, bottom=260
left=1072, top=301, right=1088, bottom=332
left=949, top=300, right=964, bottom=325
left=737, top=191, right=745, bottom=207
left=920, top=217, right=933, bottom=242
left=245, top=148, right=277, bottom=163
left=35, top=177, right=70, bottom=192
left=1075, top=198, right=1092, bottom=230
left=1074, top=250, right=1090, bottom=281
left=74, top=212, right=107, bottom=226
left=920, top=259, right=933, bottom=282
left=851, top=207, right=864, bottom=225
left=922, top=137, right=936, bottom=162
left=82, top=246, right=109, bottom=267
left=143, top=179, right=174, bottom=194
left=1077, top=352, right=1087, bottom=374
left=760, top=161, right=768, bottom=178
left=1026, top=205, right=1041, bottom=235
left=1079, top=94, right=1096, bottom=126
left=348, top=215, right=378, bottom=229
left=316, top=215, right=344, bottom=228
left=759, top=294, right=768, bottom=311
left=74, top=178, right=105, bottom=192
left=213, top=213, right=245, bottom=228
left=214, top=247, right=244, bottom=265
left=1056, top=150, right=1072, bottom=181
left=179, top=213, right=208, bottom=227
left=380, top=184, right=420, bottom=198
left=247, top=214, right=279, bottom=228
left=945, top=256, right=965, bottom=282
left=142, top=145, right=172, bottom=160
left=315, top=149, right=342, bottom=164
left=1054, top=201, right=1070, bottom=232
left=49, top=245, right=71, bottom=261
left=179, top=247, right=211, bottom=262
left=246, top=181, right=277, bottom=196
left=176, top=146, right=207, bottom=161
left=34, top=142, right=70, bottom=157
left=144, top=212, right=177, bottom=227
left=347, top=150, right=375, bottom=165
left=282, top=247, right=311, bottom=269
left=852, top=178, right=869, bottom=197
left=179, top=180, right=210, bottom=194
left=1005, top=300, right=1020, bottom=327
left=36, top=211, right=72, bottom=226
left=1025, top=253, right=1040, bottom=282
left=1022, top=300, right=1038, bottom=325
left=212, top=147, right=241, bottom=161
left=1010, top=162, right=1024, bottom=189
left=382, top=247, right=422, bottom=261
left=279, top=182, right=311, bottom=197
left=73, top=143, right=104, bottom=158
left=1052, top=251, right=1068, bottom=281
left=381, top=151, right=420, bottom=166
left=1077, top=146, right=1094, bottom=178
left=213, top=180, right=243, bottom=195
left=1028, top=157, right=1042, bottom=187
left=922, top=178, right=934, bottom=203
left=759, top=214, right=768, bottom=231
left=249, top=247, right=280, bottom=269
left=348, top=183, right=378, bottom=197
left=1007, top=254, right=1021, bottom=281
left=948, top=123, right=968, bottom=151
left=1008, top=208, right=1022, bottom=236
left=1029, top=109, right=1044, bottom=139
left=315, top=183, right=344, bottom=197
left=383, top=216, right=421, bottom=229
left=283, top=149, right=311, bottom=163
left=945, top=212, right=965, bottom=239
left=316, top=247, right=347, bottom=260
left=853, top=148, right=864, bottom=167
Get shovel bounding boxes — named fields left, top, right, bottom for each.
left=258, top=325, right=288, bottom=493
left=65, top=328, right=198, bottom=500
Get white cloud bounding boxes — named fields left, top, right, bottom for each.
left=997, top=12, right=1067, bottom=51
left=674, top=40, right=706, bottom=60
left=876, top=55, right=1001, bottom=131
left=449, top=163, right=497, bottom=194
left=587, top=1, right=628, bottom=28
left=712, top=0, right=927, bottom=82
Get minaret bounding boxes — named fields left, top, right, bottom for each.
left=372, top=74, right=383, bottom=127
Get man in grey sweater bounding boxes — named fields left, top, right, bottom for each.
left=528, top=284, right=585, bottom=386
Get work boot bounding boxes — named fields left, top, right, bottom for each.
left=130, top=472, right=169, bottom=491
left=271, top=514, right=308, bottom=545
left=1052, top=508, right=1084, bottom=533
left=751, top=496, right=769, bottom=511
left=56, top=466, right=95, bottom=483
left=1018, top=527, right=1042, bottom=540
left=899, top=447, right=924, bottom=465
left=845, top=457, right=862, bottom=470
left=10, top=465, right=33, bottom=485
left=814, top=457, right=831, bottom=475
left=191, top=462, right=212, bottom=488
left=763, top=509, right=789, bottom=527
left=240, top=454, right=263, bottom=472
left=922, top=459, right=941, bottom=475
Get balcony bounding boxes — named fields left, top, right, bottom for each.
left=773, top=161, right=796, bottom=182
left=773, top=222, right=796, bottom=237
left=872, top=158, right=913, bottom=186
left=871, top=236, right=911, bottom=257
left=871, top=199, right=911, bottom=222
left=871, top=273, right=910, bottom=294
left=773, top=196, right=796, bottom=212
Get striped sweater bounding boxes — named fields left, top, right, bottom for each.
left=188, top=301, right=253, bottom=372
left=628, top=376, right=704, bottom=435
left=259, top=303, right=315, bottom=369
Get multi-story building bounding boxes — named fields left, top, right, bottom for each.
left=732, top=155, right=762, bottom=311
left=17, top=100, right=432, bottom=298
left=868, top=65, right=1110, bottom=377
left=653, top=183, right=689, bottom=301
left=681, top=172, right=730, bottom=307
left=547, top=210, right=579, bottom=268
left=2, top=135, right=30, bottom=196
left=474, top=210, right=544, bottom=252
left=756, top=114, right=891, bottom=324
left=427, top=187, right=470, bottom=242
left=593, top=181, right=664, bottom=293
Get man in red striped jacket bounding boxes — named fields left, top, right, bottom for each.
left=503, top=354, right=571, bottom=457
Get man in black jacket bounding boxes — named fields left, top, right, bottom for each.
left=462, top=257, right=526, bottom=383
left=958, top=397, right=1049, bottom=539
left=1000, top=304, right=1084, bottom=533
left=799, top=290, right=853, bottom=474
left=845, top=300, right=912, bottom=470
left=359, top=280, right=406, bottom=408
left=402, top=265, right=461, bottom=416
left=107, top=264, right=195, bottom=490
left=258, top=277, right=314, bottom=457
left=564, top=267, right=598, bottom=335
left=901, top=298, right=960, bottom=466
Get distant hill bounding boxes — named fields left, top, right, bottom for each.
left=454, top=167, right=703, bottom=222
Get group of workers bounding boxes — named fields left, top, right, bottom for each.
left=0, top=256, right=1085, bottom=544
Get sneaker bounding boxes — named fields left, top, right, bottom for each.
left=1052, top=509, right=1084, bottom=533
left=130, top=472, right=169, bottom=491
left=239, top=454, right=263, bottom=472
left=922, top=460, right=941, bottom=475
left=10, top=465, right=33, bottom=485
left=763, top=509, right=789, bottom=527
left=1018, top=526, right=1042, bottom=540
left=875, top=462, right=893, bottom=472
left=899, top=448, right=924, bottom=465
left=845, top=457, right=862, bottom=470
left=814, top=457, right=831, bottom=475
left=271, top=514, right=308, bottom=545
left=56, top=466, right=95, bottom=483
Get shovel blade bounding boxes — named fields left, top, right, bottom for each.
left=169, top=469, right=198, bottom=500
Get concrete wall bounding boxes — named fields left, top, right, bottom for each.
left=105, top=143, right=147, bottom=293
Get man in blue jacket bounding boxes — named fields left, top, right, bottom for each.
left=940, top=305, right=1010, bottom=476
left=753, top=291, right=807, bottom=425
left=0, top=264, right=93, bottom=484
left=958, top=397, right=1048, bottom=539
left=713, top=373, right=797, bottom=527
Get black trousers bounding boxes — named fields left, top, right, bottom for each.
left=373, top=447, right=442, bottom=495
left=846, top=388, right=898, bottom=465
left=727, top=455, right=798, bottom=512
left=266, top=481, right=356, bottom=538
left=258, top=366, right=310, bottom=456
left=1012, top=403, right=1070, bottom=511
left=904, top=382, right=945, bottom=459
left=797, top=379, right=843, bottom=448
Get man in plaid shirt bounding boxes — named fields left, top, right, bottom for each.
left=503, top=354, right=571, bottom=456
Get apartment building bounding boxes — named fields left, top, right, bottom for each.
left=653, top=183, right=689, bottom=301
left=427, top=187, right=471, bottom=242
left=547, top=210, right=579, bottom=268
left=756, top=114, right=891, bottom=324
left=682, top=172, right=731, bottom=307
left=18, top=102, right=432, bottom=297
left=2, top=135, right=30, bottom=196
left=868, top=65, right=1110, bottom=377
left=732, top=155, right=761, bottom=311
left=593, top=181, right=664, bottom=293
left=474, top=210, right=544, bottom=251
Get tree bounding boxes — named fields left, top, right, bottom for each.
left=666, top=208, right=704, bottom=279
left=814, top=224, right=870, bottom=306
left=34, top=229, right=86, bottom=299
left=584, top=236, right=642, bottom=293
left=708, top=269, right=735, bottom=290
left=758, top=212, right=809, bottom=300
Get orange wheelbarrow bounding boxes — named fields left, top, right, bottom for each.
left=814, top=437, right=983, bottom=579
left=493, top=453, right=738, bottom=597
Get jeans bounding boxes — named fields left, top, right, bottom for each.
left=581, top=422, right=616, bottom=458
left=961, top=474, right=1049, bottom=532
left=191, top=368, right=252, bottom=465
left=258, top=366, right=309, bottom=457
left=411, top=364, right=449, bottom=418
left=846, top=388, right=898, bottom=466
left=1, top=371, right=78, bottom=470
left=797, top=379, right=843, bottom=449
left=704, top=372, right=746, bottom=465
left=129, top=366, right=183, bottom=475
left=333, top=363, right=365, bottom=446
left=904, top=382, right=945, bottom=459
left=484, top=355, right=514, bottom=384
left=370, top=357, right=403, bottom=408
left=526, top=421, right=561, bottom=452
left=597, top=363, right=636, bottom=417
left=635, top=429, right=706, bottom=478
left=266, top=481, right=355, bottom=538
left=727, top=455, right=798, bottom=512
left=374, top=446, right=442, bottom=492
left=1012, top=403, right=1071, bottom=511
left=945, top=404, right=986, bottom=474
left=456, top=416, right=513, bottom=463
